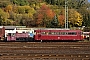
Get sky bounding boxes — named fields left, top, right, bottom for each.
left=88, top=0, right=90, bottom=2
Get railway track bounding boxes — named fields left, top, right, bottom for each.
left=0, top=42, right=90, bottom=60
left=0, top=54, right=90, bottom=60
left=0, top=42, right=90, bottom=47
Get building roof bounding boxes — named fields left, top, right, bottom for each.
left=0, top=26, right=26, bottom=30
left=3, top=26, right=16, bottom=30
left=0, top=26, right=3, bottom=28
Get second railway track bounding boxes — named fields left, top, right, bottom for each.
left=0, top=42, right=90, bottom=60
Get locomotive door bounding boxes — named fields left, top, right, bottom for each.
left=77, top=32, right=82, bottom=40
left=35, top=30, right=41, bottom=40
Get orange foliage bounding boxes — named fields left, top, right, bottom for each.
left=36, top=13, right=43, bottom=24
left=58, top=15, right=65, bottom=26
left=40, top=4, right=55, bottom=19
left=36, top=4, right=55, bottom=25
left=46, top=9, right=55, bottom=19
left=41, top=4, right=48, bottom=10
left=5, top=5, right=12, bottom=12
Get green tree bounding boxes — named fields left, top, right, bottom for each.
left=46, top=15, right=59, bottom=28
left=84, top=10, right=90, bottom=27
left=0, top=0, right=11, bottom=8
left=77, top=7, right=90, bottom=27
left=17, top=6, right=25, bottom=14
left=51, top=15, right=59, bottom=27
left=0, top=15, right=2, bottom=25
left=12, top=0, right=29, bottom=6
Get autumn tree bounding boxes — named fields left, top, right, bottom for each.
left=0, top=8, right=9, bottom=25
left=9, top=5, right=36, bottom=26
left=58, top=15, right=65, bottom=27
left=69, top=9, right=83, bottom=27
left=5, top=5, right=12, bottom=12
left=35, top=4, right=55, bottom=27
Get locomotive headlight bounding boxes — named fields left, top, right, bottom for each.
left=82, top=34, right=84, bottom=38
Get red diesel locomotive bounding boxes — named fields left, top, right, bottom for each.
left=34, top=29, right=84, bottom=41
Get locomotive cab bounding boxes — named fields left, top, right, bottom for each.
left=7, top=33, right=16, bottom=41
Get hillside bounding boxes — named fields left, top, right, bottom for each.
left=0, top=0, right=90, bottom=28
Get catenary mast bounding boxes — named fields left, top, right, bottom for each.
left=65, top=0, right=68, bottom=29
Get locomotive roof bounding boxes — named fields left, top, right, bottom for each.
left=35, top=29, right=82, bottom=31
left=35, top=28, right=70, bottom=30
